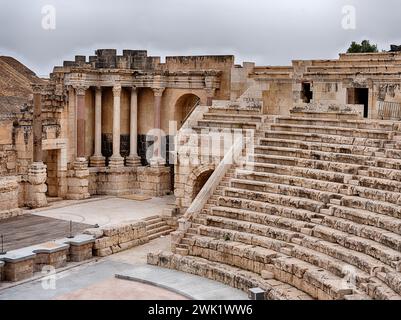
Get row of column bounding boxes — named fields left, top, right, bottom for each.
left=74, top=85, right=166, bottom=168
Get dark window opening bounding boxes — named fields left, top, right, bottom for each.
left=347, top=88, right=369, bottom=118
left=301, top=82, right=313, bottom=103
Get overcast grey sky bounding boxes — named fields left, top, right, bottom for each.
left=0, top=0, right=399, bottom=76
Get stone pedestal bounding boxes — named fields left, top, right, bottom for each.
left=66, top=158, right=90, bottom=200
left=149, top=156, right=166, bottom=168
left=109, top=156, right=124, bottom=168
left=27, top=162, right=48, bottom=209
left=126, top=155, right=142, bottom=167
left=137, top=166, right=171, bottom=197
left=90, top=155, right=106, bottom=167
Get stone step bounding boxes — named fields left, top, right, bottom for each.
left=230, top=178, right=340, bottom=204
left=321, top=214, right=401, bottom=252
left=252, top=145, right=396, bottom=168
left=199, top=224, right=389, bottom=277
left=208, top=106, right=262, bottom=115
left=235, top=169, right=346, bottom=195
left=244, top=162, right=353, bottom=184
left=219, top=193, right=322, bottom=219
left=198, top=119, right=259, bottom=130
left=312, top=225, right=401, bottom=269
left=148, top=251, right=313, bottom=300
left=270, top=124, right=391, bottom=140
left=146, top=221, right=166, bottom=231
left=341, top=196, right=401, bottom=220
left=275, top=117, right=398, bottom=131
left=205, top=210, right=401, bottom=270
left=148, top=226, right=173, bottom=240
left=259, top=138, right=401, bottom=159
left=263, top=130, right=387, bottom=148
left=211, top=206, right=313, bottom=232
left=203, top=113, right=264, bottom=123
left=206, top=215, right=301, bottom=243
left=225, top=187, right=321, bottom=217
left=188, top=235, right=366, bottom=300
left=329, top=204, right=401, bottom=235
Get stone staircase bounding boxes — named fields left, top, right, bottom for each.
left=150, top=103, right=401, bottom=300
left=144, top=216, right=174, bottom=241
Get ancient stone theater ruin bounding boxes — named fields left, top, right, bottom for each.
left=2, top=48, right=401, bottom=299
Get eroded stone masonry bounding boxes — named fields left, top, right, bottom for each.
left=2, top=49, right=401, bottom=299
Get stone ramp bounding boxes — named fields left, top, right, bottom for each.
left=115, top=264, right=248, bottom=300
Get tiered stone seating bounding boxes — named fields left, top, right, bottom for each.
left=151, top=105, right=401, bottom=300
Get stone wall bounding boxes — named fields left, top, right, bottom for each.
left=0, top=176, right=21, bottom=219
left=0, top=119, right=17, bottom=175
left=85, top=221, right=149, bottom=257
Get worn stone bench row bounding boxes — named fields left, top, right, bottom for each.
left=270, top=124, right=391, bottom=139
left=263, top=130, right=390, bottom=148
left=252, top=145, right=401, bottom=171
left=191, top=225, right=401, bottom=299
left=204, top=210, right=401, bottom=269
left=147, top=251, right=313, bottom=300
left=0, top=234, right=95, bottom=282
left=187, top=235, right=373, bottom=300
left=275, top=117, right=400, bottom=131
left=247, top=154, right=401, bottom=187
left=260, top=138, right=401, bottom=160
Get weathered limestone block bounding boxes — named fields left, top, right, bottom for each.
left=26, top=162, right=48, bottom=209
left=0, top=176, right=21, bottom=219
left=69, top=242, right=93, bottom=262
left=2, top=257, right=35, bottom=282
left=137, top=166, right=171, bottom=197
left=33, top=245, right=69, bottom=272
left=66, top=158, right=90, bottom=200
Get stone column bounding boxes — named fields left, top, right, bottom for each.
left=27, top=85, right=48, bottom=208
left=150, top=87, right=166, bottom=167
left=75, top=86, right=87, bottom=159
left=90, top=86, right=105, bottom=167
left=66, top=85, right=90, bottom=200
left=126, top=87, right=141, bottom=167
left=109, top=85, right=124, bottom=167
left=206, top=88, right=216, bottom=106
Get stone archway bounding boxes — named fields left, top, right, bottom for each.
left=181, top=164, right=215, bottom=208
left=175, top=94, right=201, bottom=129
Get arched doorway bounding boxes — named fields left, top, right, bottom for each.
left=175, top=94, right=201, bottom=129
left=192, top=169, right=214, bottom=200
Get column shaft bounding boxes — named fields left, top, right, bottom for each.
left=32, top=88, right=43, bottom=163
left=126, top=87, right=141, bottom=167
left=109, top=85, right=124, bottom=167
left=76, top=87, right=86, bottom=159
left=90, top=87, right=105, bottom=167
left=150, top=88, right=165, bottom=167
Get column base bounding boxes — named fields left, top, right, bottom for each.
left=90, top=155, right=106, bottom=167
left=27, top=162, right=48, bottom=209
left=125, top=155, right=142, bottom=167
left=109, top=156, right=124, bottom=168
left=149, top=156, right=166, bottom=168
left=66, top=158, right=90, bottom=200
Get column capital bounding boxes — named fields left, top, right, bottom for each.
left=152, top=87, right=165, bottom=97
left=95, top=86, right=102, bottom=93
left=74, top=85, right=89, bottom=96
left=131, top=86, right=138, bottom=93
left=32, top=84, right=45, bottom=95
left=113, top=85, right=122, bottom=97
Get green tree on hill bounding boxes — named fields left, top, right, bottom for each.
left=347, top=40, right=378, bottom=53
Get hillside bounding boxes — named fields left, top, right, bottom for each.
left=0, top=56, right=44, bottom=98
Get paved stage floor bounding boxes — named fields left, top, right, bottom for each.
left=0, top=195, right=174, bottom=251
